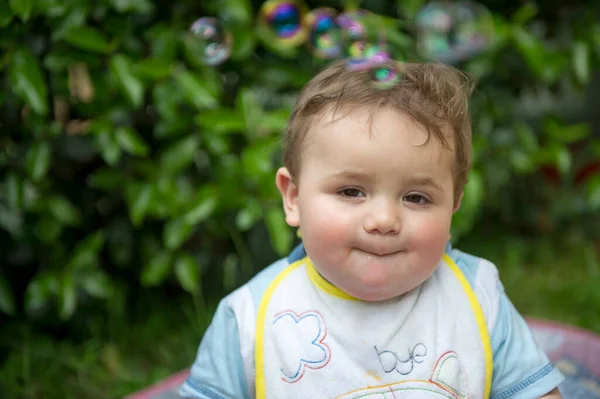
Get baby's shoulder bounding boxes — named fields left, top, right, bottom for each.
left=445, top=248, right=503, bottom=332
left=222, top=256, right=292, bottom=318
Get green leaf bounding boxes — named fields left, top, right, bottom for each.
left=204, top=135, right=231, bottom=155
left=264, top=206, right=292, bottom=256
left=592, top=139, right=600, bottom=157
left=86, top=168, right=122, bottom=190
left=134, top=59, right=173, bottom=80
left=259, top=109, right=289, bottom=133
left=0, top=274, right=15, bottom=315
left=395, top=0, right=425, bottom=19
left=222, top=254, right=239, bottom=292
left=236, top=88, right=262, bottom=132
left=10, top=48, right=49, bottom=116
left=59, top=272, right=76, bottom=320
left=110, top=54, right=144, bottom=108
left=129, top=182, right=155, bottom=226
left=451, top=169, right=484, bottom=236
left=26, top=142, right=52, bottom=181
left=241, top=139, right=278, bottom=179
left=545, top=119, right=590, bottom=143
left=462, top=170, right=484, bottom=213
left=174, top=70, right=218, bottom=109
left=95, top=129, right=122, bottom=166
left=195, top=109, right=246, bottom=134
left=556, top=146, right=572, bottom=176
left=159, top=135, right=200, bottom=174
left=152, top=177, right=180, bottom=214
left=514, top=122, right=539, bottom=152
left=51, top=7, right=86, bottom=40
left=228, top=23, right=256, bottom=60
left=235, top=199, right=262, bottom=231
left=512, top=26, right=546, bottom=79
left=9, top=0, right=32, bottom=21
left=5, top=172, right=23, bottom=209
left=259, top=65, right=312, bottom=88
left=146, top=25, right=178, bottom=61
left=36, top=216, right=62, bottom=243
left=109, top=0, right=153, bottom=13
left=0, top=2, right=13, bottom=27
left=219, top=0, right=253, bottom=25
left=67, top=230, right=105, bottom=270
left=81, top=269, right=113, bottom=299
left=572, top=41, right=590, bottom=85
left=163, top=218, right=194, bottom=250
left=116, top=127, right=150, bottom=156
left=511, top=2, right=538, bottom=24
left=48, top=195, right=81, bottom=226
left=510, top=150, right=535, bottom=174
left=35, top=0, right=68, bottom=17
left=0, top=203, right=23, bottom=237
left=174, top=252, right=200, bottom=294
left=25, top=273, right=59, bottom=315
left=141, top=250, right=172, bottom=286
left=587, top=175, right=600, bottom=210
left=183, top=186, right=219, bottom=225
left=64, top=26, right=111, bottom=53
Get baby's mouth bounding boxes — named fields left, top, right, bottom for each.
left=357, top=247, right=404, bottom=257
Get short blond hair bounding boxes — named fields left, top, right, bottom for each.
left=282, top=59, right=474, bottom=203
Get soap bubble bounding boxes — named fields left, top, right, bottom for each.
left=258, top=0, right=308, bottom=48
left=371, top=62, right=402, bottom=89
left=336, top=10, right=385, bottom=57
left=304, top=7, right=343, bottom=59
left=190, top=17, right=233, bottom=66
left=415, top=1, right=494, bottom=64
left=345, top=42, right=391, bottom=71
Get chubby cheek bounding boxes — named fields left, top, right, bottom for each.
left=406, top=213, right=451, bottom=262
left=298, top=194, right=353, bottom=256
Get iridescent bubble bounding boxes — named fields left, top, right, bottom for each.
left=415, top=1, right=494, bottom=64
left=190, top=17, right=233, bottom=66
left=304, top=8, right=343, bottom=59
left=371, top=62, right=402, bottom=89
left=258, top=0, right=308, bottom=48
left=345, top=43, right=391, bottom=71
left=336, top=10, right=386, bottom=58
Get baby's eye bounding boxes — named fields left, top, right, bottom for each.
left=340, top=188, right=365, bottom=198
left=404, top=194, right=429, bottom=205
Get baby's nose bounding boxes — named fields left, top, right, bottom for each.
left=363, top=201, right=401, bottom=235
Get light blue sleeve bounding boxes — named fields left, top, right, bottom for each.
left=489, top=283, right=565, bottom=399
left=179, top=298, right=250, bottom=399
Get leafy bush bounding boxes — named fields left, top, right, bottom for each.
left=0, top=0, right=599, bottom=328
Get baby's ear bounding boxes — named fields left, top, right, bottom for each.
left=453, top=190, right=464, bottom=214
left=275, top=167, right=300, bottom=227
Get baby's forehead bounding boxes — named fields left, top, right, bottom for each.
left=305, top=105, right=454, bottom=146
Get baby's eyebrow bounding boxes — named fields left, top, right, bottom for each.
left=327, top=170, right=372, bottom=181
left=327, top=171, right=445, bottom=191
left=405, top=176, right=444, bottom=192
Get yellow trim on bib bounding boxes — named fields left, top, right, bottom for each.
left=255, top=260, right=303, bottom=399
left=443, top=254, right=493, bottom=399
left=305, top=257, right=358, bottom=301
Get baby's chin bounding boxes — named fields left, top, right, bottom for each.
left=340, top=283, right=411, bottom=302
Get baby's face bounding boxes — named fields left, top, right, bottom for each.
left=283, top=107, right=459, bottom=301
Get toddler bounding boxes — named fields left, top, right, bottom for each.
left=179, top=60, right=565, bottom=398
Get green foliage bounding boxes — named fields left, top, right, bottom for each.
left=0, top=0, right=599, bottom=331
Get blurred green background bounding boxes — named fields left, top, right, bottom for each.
left=0, top=0, right=599, bottom=398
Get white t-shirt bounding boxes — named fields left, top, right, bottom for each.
left=180, top=243, right=565, bottom=399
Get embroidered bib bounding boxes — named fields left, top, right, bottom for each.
left=255, top=255, right=492, bottom=399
